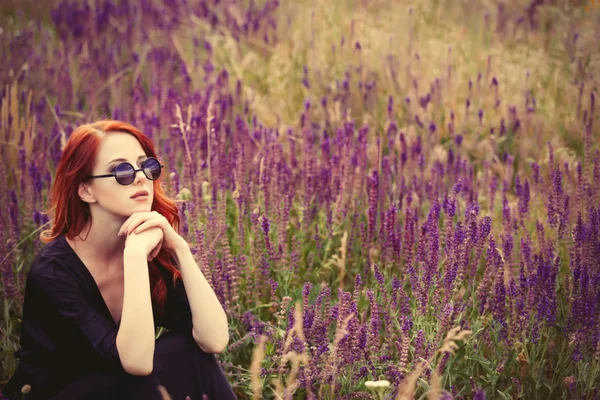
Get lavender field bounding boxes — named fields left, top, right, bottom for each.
left=1, top=0, right=600, bottom=398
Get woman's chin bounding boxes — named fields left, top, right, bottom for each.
left=129, top=204, right=152, bottom=213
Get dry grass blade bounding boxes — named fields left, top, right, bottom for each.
left=1, top=83, right=36, bottom=186
left=395, top=360, right=426, bottom=400
left=91, top=66, right=132, bottom=98
left=271, top=377, right=284, bottom=399
left=395, top=327, right=474, bottom=399
left=329, top=311, right=355, bottom=398
left=283, top=302, right=305, bottom=354
left=439, top=328, right=473, bottom=356
left=438, top=341, right=460, bottom=355
left=454, top=330, right=473, bottom=342
left=250, top=334, right=269, bottom=400
left=324, top=231, right=349, bottom=289
left=206, top=95, right=215, bottom=181
left=442, top=326, right=461, bottom=343
left=44, top=93, right=67, bottom=151
left=174, top=103, right=194, bottom=165
left=158, top=384, right=173, bottom=400
left=426, top=369, right=442, bottom=400
left=282, top=352, right=310, bottom=399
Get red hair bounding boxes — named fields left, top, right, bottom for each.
left=41, top=120, right=182, bottom=316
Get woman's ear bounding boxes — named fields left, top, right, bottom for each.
left=78, top=182, right=97, bottom=204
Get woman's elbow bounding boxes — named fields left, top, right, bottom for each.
left=122, top=357, right=154, bottom=376
left=118, top=348, right=154, bottom=375
left=124, top=363, right=154, bottom=376
left=202, top=342, right=227, bottom=354
left=194, top=329, right=229, bottom=354
left=210, top=335, right=229, bottom=354
left=116, top=332, right=155, bottom=376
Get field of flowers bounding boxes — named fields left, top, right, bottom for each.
left=1, top=0, right=599, bottom=398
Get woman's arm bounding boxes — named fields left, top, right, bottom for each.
left=30, top=257, right=122, bottom=370
left=116, top=247, right=156, bottom=375
left=171, top=242, right=230, bottom=354
left=118, top=212, right=229, bottom=353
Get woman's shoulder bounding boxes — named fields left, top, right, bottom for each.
left=28, top=235, right=78, bottom=282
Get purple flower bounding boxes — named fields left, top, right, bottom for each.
left=414, top=115, right=424, bottom=129
left=518, top=178, right=530, bottom=217
left=444, top=194, right=456, bottom=217
left=8, top=190, right=19, bottom=237
left=402, top=317, right=413, bottom=335
left=391, top=275, right=401, bottom=308
left=302, top=65, right=310, bottom=89
left=502, top=183, right=511, bottom=225
left=373, top=264, right=385, bottom=286
left=454, top=135, right=463, bottom=146
left=473, top=388, right=487, bottom=400
left=302, top=282, right=313, bottom=316
left=530, top=162, right=541, bottom=185
left=367, top=171, right=379, bottom=245
left=465, top=201, right=480, bottom=218
left=261, top=215, right=276, bottom=258
left=453, top=179, right=463, bottom=195
left=479, top=216, right=492, bottom=241
left=500, top=118, right=507, bottom=136
left=414, top=329, right=425, bottom=359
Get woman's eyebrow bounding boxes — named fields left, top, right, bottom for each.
left=105, top=155, right=148, bottom=167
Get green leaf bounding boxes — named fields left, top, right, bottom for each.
left=467, top=355, right=492, bottom=365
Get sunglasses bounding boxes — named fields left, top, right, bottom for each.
left=88, top=157, right=164, bottom=186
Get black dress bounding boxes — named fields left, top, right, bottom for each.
left=1, top=235, right=237, bottom=400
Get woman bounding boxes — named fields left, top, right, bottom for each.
left=2, top=120, right=237, bottom=399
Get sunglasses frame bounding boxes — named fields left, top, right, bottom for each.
left=88, top=157, right=164, bottom=186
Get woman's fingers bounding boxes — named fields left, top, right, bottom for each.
left=151, top=238, right=162, bottom=258
left=119, top=214, right=139, bottom=234
left=126, top=216, right=147, bottom=234
left=131, top=218, right=164, bottom=235
left=125, top=227, right=163, bottom=258
left=154, top=238, right=163, bottom=257
left=148, top=237, right=163, bottom=261
left=119, top=212, right=148, bottom=235
left=118, top=215, right=139, bottom=236
left=119, top=212, right=160, bottom=236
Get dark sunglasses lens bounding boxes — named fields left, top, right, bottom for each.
left=114, top=163, right=135, bottom=185
left=143, top=158, right=162, bottom=180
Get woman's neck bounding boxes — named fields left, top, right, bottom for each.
left=67, top=219, right=127, bottom=268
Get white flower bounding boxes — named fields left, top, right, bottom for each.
left=365, top=380, right=391, bottom=388
left=177, top=188, right=192, bottom=200
left=365, top=380, right=392, bottom=400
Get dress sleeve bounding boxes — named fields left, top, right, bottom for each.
left=159, top=277, right=193, bottom=335
left=29, top=256, right=123, bottom=370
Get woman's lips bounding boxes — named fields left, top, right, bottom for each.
left=131, top=195, right=149, bottom=201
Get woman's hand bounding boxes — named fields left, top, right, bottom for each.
left=118, top=211, right=187, bottom=258
left=123, top=226, right=164, bottom=262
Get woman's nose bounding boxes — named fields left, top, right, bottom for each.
left=133, top=169, right=148, bottom=185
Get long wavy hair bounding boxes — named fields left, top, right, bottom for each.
left=41, top=120, right=182, bottom=316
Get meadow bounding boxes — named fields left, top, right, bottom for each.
left=1, top=0, right=599, bottom=398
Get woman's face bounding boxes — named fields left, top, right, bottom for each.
left=84, top=131, right=155, bottom=218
